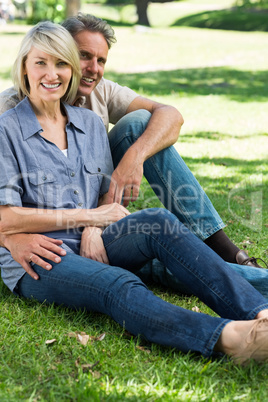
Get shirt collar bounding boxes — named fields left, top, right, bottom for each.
left=15, top=97, right=43, bottom=140
left=63, top=102, right=86, bottom=134
left=15, top=97, right=87, bottom=141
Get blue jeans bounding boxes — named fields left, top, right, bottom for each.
left=108, top=110, right=268, bottom=298
left=108, top=110, right=225, bottom=241
left=17, top=209, right=268, bottom=358
left=138, top=259, right=268, bottom=300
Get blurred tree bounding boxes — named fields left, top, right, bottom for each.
left=21, top=0, right=81, bottom=24
left=106, top=0, right=176, bottom=26
left=26, top=0, right=65, bottom=23
left=136, top=0, right=150, bottom=25
left=136, top=0, right=177, bottom=26
left=66, top=0, right=81, bottom=17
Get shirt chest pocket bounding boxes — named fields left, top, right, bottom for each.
left=83, top=163, right=103, bottom=196
left=23, top=169, right=57, bottom=208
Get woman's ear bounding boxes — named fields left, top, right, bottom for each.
left=24, top=73, right=30, bottom=92
left=23, top=60, right=27, bottom=76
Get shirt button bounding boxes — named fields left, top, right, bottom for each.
left=78, top=202, right=83, bottom=207
left=70, top=172, right=75, bottom=177
left=42, top=176, right=47, bottom=181
left=74, top=190, right=79, bottom=195
left=98, top=167, right=101, bottom=172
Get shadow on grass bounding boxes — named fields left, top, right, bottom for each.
left=180, top=131, right=268, bottom=142
left=172, top=8, right=268, bottom=32
left=138, top=152, right=267, bottom=233
left=182, top=155, right=268, bottom=174
left=140, top=152, right=267, bottom=200
left=105, top=67, right=268, bottom=102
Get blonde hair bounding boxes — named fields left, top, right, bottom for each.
left=12, top=21, right=81, bottom=104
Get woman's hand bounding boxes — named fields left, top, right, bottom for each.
left=80, top=227, right=109, bottom=264
left=92, top=203, right=130, bottom=227
left=3, top=233, right=66, bottom=280
left=80, top=202, right=131, bottom=263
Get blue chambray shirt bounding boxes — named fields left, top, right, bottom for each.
left=0, top=97, right=114, bottom=291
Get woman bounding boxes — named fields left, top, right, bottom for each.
left=0, top=21, right=268, bottom=365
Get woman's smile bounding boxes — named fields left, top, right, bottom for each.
left=24, top=47, right=72, bottom=103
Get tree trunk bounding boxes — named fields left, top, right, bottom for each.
left=136, top=0, right=150, bottom=26
left=65, top=0, right=81, bottom=18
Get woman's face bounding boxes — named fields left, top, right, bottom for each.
left=24, top=46, right=72, bottom=103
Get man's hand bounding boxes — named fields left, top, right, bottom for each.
left=4, top=233, right=66, bottom=280
left=80, top=227, right=109, bottom=264
left=106, top=151, right=144, bottom=206
left=105, top=96, right=183, bottom=207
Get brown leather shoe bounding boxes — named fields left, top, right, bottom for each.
left=236, top=250, right=267, bottom=268
left=232, top=318, right=268, bottom=365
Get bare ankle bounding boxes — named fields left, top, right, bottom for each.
left=214, top=321, right=240, bottom=354
left=214, top=320, right=254, bottom=355
left=256, top=309, right=268, bottom=319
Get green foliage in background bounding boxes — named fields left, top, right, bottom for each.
left=26, top=0, right=65, bottom=24
left=235, top=0, right=268, bottom=8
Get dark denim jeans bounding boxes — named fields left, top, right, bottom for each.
left=108, top=110, right=268, bottom=298
left=17, top=209, right=268, bottom=358
left=108, top=110, right=224, bottom=241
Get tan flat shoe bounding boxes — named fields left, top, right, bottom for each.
left=232, top=318, right=268, bottom=365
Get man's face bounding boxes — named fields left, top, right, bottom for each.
left=74, top=30, right=109, bottom=97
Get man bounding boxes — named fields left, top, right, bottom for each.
left=0, top=13, right=265, bottom=288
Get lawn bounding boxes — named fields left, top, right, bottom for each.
left=0, top=1, right=268, bottom=400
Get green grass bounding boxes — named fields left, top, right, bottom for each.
left=2, top=285, right=268, bottom=401
left=0, top=1, right=268, bottom=400
left=172, top=8, right=268, bottom=31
